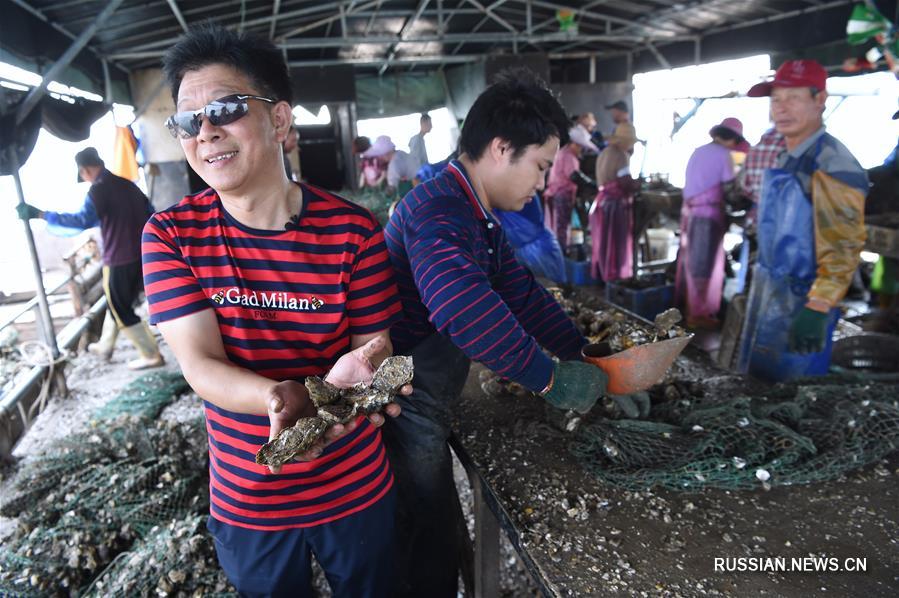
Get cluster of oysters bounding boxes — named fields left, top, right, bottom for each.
left=548, top=287, right=686, bottom=353
left=256, top=356, right=413, bottom=467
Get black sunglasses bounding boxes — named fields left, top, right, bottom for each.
left=165, top=94, right=276, bottom=139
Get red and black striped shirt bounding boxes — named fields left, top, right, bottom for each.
left=142, top=183, right=401, bottom=530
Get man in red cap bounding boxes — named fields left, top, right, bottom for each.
left=737, top=59, right=868, bottom=381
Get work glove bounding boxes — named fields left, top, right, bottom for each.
left=788, top=307, right=830, bottom=354
left=608, top=391, right=651, bottom=419
left=543, top=360, right=608, bottom=414
left=15, top=203, right=42, bottom=220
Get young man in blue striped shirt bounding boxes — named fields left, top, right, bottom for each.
left=382, top=70, right=615, bottom=597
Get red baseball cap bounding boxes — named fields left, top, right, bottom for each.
left=747, top=59, right=827, bottom=97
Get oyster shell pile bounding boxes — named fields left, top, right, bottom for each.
left=547, top=286, right=687, bottom=353
left=583, top=307, right=685, bottom=352
left=256, top=356, right=414, bottom=467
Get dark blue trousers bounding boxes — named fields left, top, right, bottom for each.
left=381, top=333, right=472, bottom=598
left=207, top=487, right=396, bottom=598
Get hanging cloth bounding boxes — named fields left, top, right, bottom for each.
left=674, top=184, right=727, bottom=321
left=111, top=126, right=140, bottom=181
left=589, top=177, right=635, bottom=281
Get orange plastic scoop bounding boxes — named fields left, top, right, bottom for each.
left=581, top=334, right=693, bottom=395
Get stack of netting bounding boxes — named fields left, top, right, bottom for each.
left=0, top=373, right=234, bottom=597
left=92, top=371, right=189, bottom=421
left=343, top=187, right=396, bottom=226
left=570, top=376, right=899, bottom=491
left=84, top=516, right=233, bottom=597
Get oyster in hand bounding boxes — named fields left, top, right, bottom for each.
left=317, top=401, right=359, bottom=425
left=255, top=356, right=413, bottom=468
left=307, top=376, right=341, bottom=407
left=345, top=356, right=414, bottom=413
left=255, top=416, right=328, bottom=467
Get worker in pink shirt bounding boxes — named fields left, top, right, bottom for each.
left=544, top=125, right=598, bottom=253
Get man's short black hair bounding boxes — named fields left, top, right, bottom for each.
left=459, top=68, right=569, bottom=161
left=163, top=23, right=292, bottom=105
left=420, top=113, right=431, bottom=122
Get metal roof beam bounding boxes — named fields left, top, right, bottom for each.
left=109, top=31, right=652, bottom=59
left=701, top=0, right=854, bottom=36
left=41, top=0, right=94, bottom=10
left=278, top=0, right=382, bottom=40
left=288, top=48, right=635, bottom=69
left=644, top=40, right=671, bottom=69
left=164, top=0, right=190, bottom=33
left=8, top=0, right=129, bottom=75
left=379, top=0, right=432, bottom=75
left=526, top=0, right=682, bottom=35
left=465, top=0, right=517, bottom=34
left=15, top=0, right=124, bottom=125
left=291, top=54, right=483, bottom=68
left=441, top=0, right=475, bottom=32
left=98, top=1, right=328, bottom=52
left=362, top=0, right=384, bottom=36
left=269, top=0, right=282, bottom=39
left=447, top=13, right=490, bottom=56
left=619, top=0, right=738, bottom=35
left=527, top=0, right=611, bottom=34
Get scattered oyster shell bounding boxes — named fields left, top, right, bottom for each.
left=256, top=356, right=414, bottom=467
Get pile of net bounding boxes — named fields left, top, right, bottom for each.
left=343, top=187, right=396, bottom=226
left=92, top=371, right=190, bottom=421
left=570, top=375, right=899, bottom=491
left=0, top=372, right=234, bottom=597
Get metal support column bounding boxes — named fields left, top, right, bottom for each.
left=8, top=147, right=60, bottom=359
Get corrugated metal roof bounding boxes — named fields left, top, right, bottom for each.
left=0, top=0, right=885, bottom=98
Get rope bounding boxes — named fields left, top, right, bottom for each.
left=16, top=340, right=70, bottom=428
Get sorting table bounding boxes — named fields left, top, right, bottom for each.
left=449, top=349, right=897, bottom=597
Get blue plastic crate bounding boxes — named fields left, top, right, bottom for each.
left=604, top=273, right=674, bottom=320
left=565, top=258, right=596, bottom=286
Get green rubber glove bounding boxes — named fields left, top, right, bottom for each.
left=543, top=360, right=608, bottom=415
left=608, top=391, right=651, bottom=419
left=788, top=307, right=830, bottom=354
left=15, top=203, right=42, bottom=220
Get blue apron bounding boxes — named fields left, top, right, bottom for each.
left=736, top=140, right=839, bottom=382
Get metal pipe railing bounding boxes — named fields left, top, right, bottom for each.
left=0, top=294, right=107, bottom=420
left=0, top=276, right=75, bottom=333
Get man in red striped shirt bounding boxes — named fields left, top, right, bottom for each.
left=142, top=24, right=408, bottom=597
left=382, top=70, right=620, bottom=597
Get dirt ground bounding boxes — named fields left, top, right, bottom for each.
left=452, top=361, right=899, bottom=597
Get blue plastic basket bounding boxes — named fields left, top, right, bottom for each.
left=604, top=273, right=674, bottom=320
left=565, top=258, right=596, bottom=285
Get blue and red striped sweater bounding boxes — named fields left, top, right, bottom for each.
left=384, top=160, right=586, bottom=392
left=142, top=183, right=401, bottom=529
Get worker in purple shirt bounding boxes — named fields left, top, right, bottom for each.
left=16, top=147, right=163, bottom=370
left=382, top=69, right=645, bottom=597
